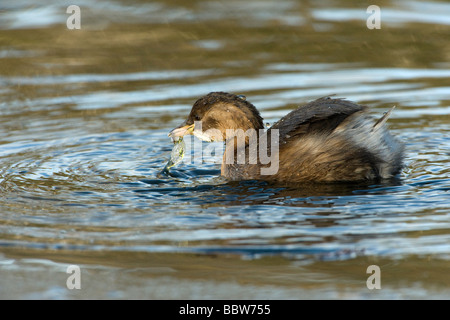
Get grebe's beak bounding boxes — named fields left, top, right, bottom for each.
left=168, top=123, right=194, bottom=142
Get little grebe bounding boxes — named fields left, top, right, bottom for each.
left=169, top=92, right=404, bottom=182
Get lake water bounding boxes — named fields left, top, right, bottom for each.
left=0, top=0, right=449, bottom=299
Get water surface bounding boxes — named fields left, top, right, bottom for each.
left=0, top=0, right=449, bottom=299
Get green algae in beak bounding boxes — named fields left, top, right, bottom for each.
left=162, top=137, right=185, bottom=174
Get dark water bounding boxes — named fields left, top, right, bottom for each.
left=0, top=0, right=449, bottom=299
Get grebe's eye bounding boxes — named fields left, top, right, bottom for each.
left=194, top=114, right=201, bottom=121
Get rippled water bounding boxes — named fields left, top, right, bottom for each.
left=0, top=0, right=449, bottom=299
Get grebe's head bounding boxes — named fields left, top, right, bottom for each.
left=169, top=92, right=263, bottom=142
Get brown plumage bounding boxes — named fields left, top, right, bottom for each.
left=169, top=92, right=404, bottom=183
